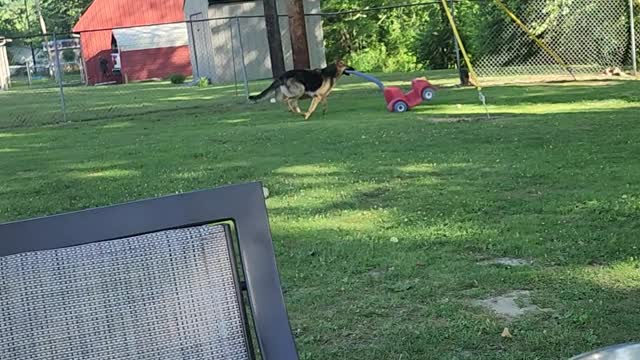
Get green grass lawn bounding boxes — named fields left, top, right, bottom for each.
left=1, top=71, right=639, bottom=359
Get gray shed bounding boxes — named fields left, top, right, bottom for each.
left=184, top=0, right=326, bottom=84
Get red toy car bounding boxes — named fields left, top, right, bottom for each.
left=345, top=70, right=437, bottom=113
left=384, top=78, right=436, bottom=113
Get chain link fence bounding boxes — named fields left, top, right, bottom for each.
left=0, top=11, right=327, bottom=129
left=1, top=0, right=638, bottom=130
left=0, top=26, right=242, bottom=129
left=3, top=34, right=74, bottom=127
left=473, top=0, right=639, bottom=82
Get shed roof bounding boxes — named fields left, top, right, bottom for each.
left=73, top=0, right=186, bottom=33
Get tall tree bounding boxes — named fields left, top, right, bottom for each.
left=0, top=0, right=36, bottom=36
left=33, top=0, right=46, bottom=34
left=0, top=0, right=94, bottom=36
left=288, top=0, right=310, bottom=69
left=263, top=0, right=286, bottom=77
left=41, top=0, right=93, bottom=33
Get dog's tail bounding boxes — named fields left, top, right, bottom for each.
left=248, top=79, right=282, bottom=102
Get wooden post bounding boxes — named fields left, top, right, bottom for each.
left=288, top=0, right=310, bottom=69
left=0, top=38, right=11, bottom=91
left=262, top=0, right=286, bottom=77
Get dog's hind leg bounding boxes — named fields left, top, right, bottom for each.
left=284, top=97, right=296, bottom=113
left=282, top=80, right=305, bottom=115
left=291, top=97, right=302, bottom=114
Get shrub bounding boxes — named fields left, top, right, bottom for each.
left=346, top=45, right=422, bottom=73
left=169, top=73, right=186, bottom=84
left=62, top=49, right=76, bottom=63
left=197, top=76, right=209, bottom=88
left=347, top=45, right=387, bottom=72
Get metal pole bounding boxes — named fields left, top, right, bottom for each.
left=188, top=19, right=200, bottom=80
left=630, top=0, right=637, bottom=76
left=235, top=18, right=250, bottom=100
left=26, top=60, right=32, bottom=87
left=229, top=21, right=239, bottom=97
left=450, top=0, right=463, bottom=85
left=52, top=33, right=67, bottom=122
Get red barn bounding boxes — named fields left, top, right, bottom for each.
left=73, top=0, right=191, bottom=85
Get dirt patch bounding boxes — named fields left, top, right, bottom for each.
left=360, top=187, right=390, bottom=199
left=478, top=258, right=532, bottom=267
left=473, top=290, right=547, bottom=319
left=366, top=269, right=385, bottom=280
left=420, top=116, right=484, bottom=124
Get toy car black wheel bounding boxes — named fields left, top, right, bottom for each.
left=422, top=87, right=435, bottom=101
left=393, top=100, right=409, bottom=113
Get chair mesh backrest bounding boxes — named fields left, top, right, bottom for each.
left=0, top=224, right=250, bottom=360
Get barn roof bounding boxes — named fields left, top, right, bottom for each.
left=73, top=0, right=186, bottom=33
left=113, top=23, right=189, bottom=51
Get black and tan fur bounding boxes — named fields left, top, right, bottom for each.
left=249, top=60, right=353, bottom=120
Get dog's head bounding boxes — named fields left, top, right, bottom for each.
left=335, top=59, right=355, bottom=76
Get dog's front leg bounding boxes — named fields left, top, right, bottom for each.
left=321, top=97, right=329, bottom=116
left=304, top=97, right=322, bottom=120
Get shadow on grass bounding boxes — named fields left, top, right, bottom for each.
left=274, top=211, right=640, bottom=359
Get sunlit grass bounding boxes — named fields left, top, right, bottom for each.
left=101, top=122, right=134, bottom=129
left=416, top=99, right=638, bottom=116
left=76, top=169, right=140, bottom=179
left=575, top=260, right=640, bottom=290
left=275, top=164, right=345, bottom=175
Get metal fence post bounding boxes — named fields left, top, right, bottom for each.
left=235, top=18, right=250, bottom=100
left=229, top=21, right=239, bottom=97
left=188, top=19, right=200, bottom=80
left=26, top=60, right=32, bottom=87
left=52, top=33, right=67, bottom=122
left=630, top=0, right=637, bottom=76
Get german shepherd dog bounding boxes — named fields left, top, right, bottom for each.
left=249, top=60, right=354, bottom=120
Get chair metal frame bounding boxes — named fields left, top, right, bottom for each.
left=0, top=182, right=299, bottom=360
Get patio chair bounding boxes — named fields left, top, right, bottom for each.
left=570, top=343, right=640, bottom=359
left=0, top=182, right=298, bottom=360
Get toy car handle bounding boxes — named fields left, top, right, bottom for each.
left=344, top=70, right=385, bottom=91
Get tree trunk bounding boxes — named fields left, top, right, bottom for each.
left=34, top=0, right=47, bottom=34
left=263, top=0, right=286, bottom=77
left=287, top=0, right=310, bottom=69
left=34, top=0, right=53, bottom=78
